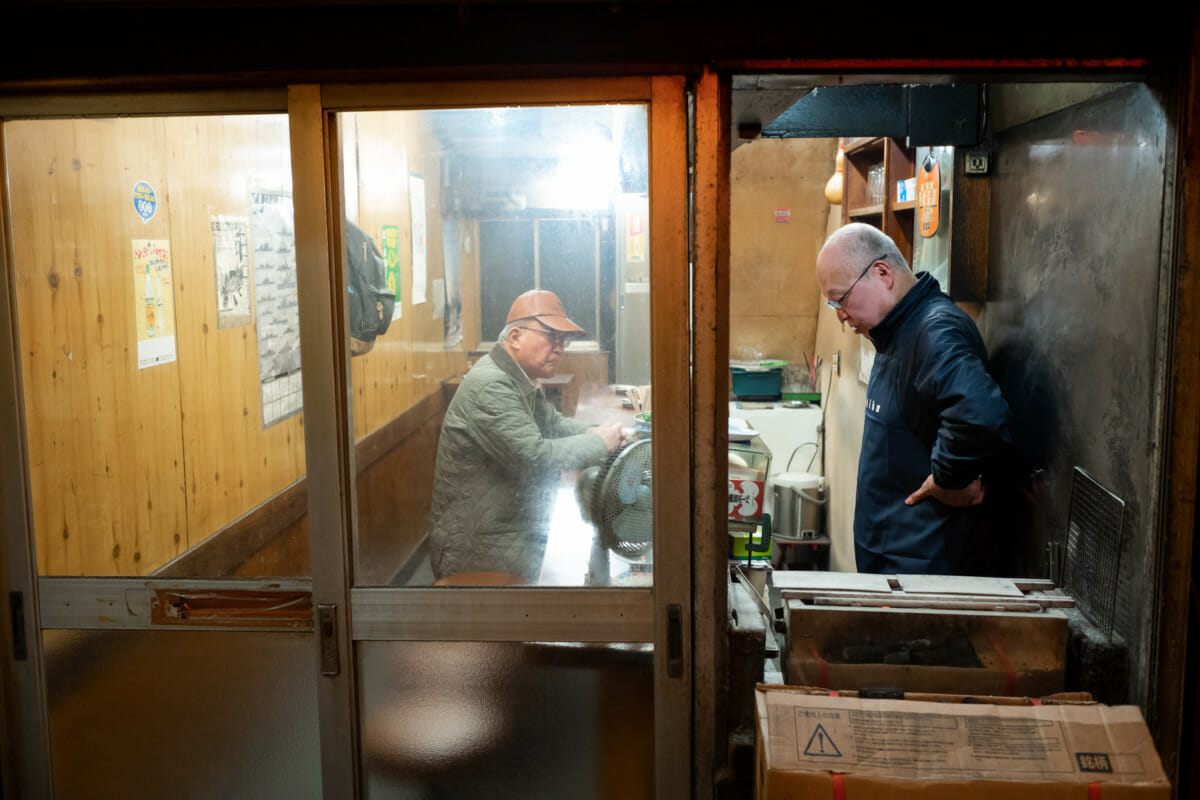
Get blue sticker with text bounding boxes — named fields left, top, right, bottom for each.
left=133, top=181, right=157, bottom=224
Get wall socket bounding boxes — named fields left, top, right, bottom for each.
left=964, top=151, right=990, bottom=174
left=831, top=352, right=840, bottom=375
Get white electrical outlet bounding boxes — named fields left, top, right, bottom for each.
left=965, top=153, right=989, bottom=174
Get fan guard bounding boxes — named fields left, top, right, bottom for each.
left=582, top=439, right=653, bottom=562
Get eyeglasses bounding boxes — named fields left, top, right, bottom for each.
left=517, top=326, right=570, bottom=348
left=824, top=254, right=886, bottom=311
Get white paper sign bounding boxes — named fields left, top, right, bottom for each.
left=410, top=174, right=427, bottom=304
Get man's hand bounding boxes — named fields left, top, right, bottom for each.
left=905, top=474, right=986, bottom=507
left=589, top=422, right=625, bottom=452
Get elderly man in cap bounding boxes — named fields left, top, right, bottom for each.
left=429, top=290, right=624, bottom=583
left=816, top=223, right=1011, bottom=575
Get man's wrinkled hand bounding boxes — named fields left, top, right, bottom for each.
left=905, top=474, right=986, bottom=508
left=590, top=422, right=625, bottom=452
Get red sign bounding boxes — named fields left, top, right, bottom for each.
left=728, top=479, right=765, bottom=520
left=917, top=153, right=941, bottom=238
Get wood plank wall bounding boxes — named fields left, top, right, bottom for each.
left=345, top=110, right=468, bottom=441
left=6, top=112, right=472, bottom=577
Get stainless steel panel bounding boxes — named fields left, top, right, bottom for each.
left=984, top=82, right=1168, bottom=706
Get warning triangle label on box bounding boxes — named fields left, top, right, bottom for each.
left=803, top=723, right=843, bottom=758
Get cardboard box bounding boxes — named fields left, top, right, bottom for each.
left=755, top=686, right=1170, bottom=799
left=785, top=603, right=1067, bottom=697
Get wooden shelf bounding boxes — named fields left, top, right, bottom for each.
left=840, top=136, right=916, bottom=265
left=848, top=204, right=884, bottom=219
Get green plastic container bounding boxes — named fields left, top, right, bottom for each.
left=730, top=360, right=787, bottom=400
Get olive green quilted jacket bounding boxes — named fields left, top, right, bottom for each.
left=428, top=344, right=607, bottom=581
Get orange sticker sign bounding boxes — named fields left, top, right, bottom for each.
left=917, top=153, right=941, bottom=238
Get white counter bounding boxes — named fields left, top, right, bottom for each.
left=729, top=401, right=823, bottom=479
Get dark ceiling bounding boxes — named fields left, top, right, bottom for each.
left=1, top=3, right=1187, bottom=89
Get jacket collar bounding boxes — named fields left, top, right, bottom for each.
left=868, top=272, right=941, bottom=350
left=490, top=342, right=539, bottom=399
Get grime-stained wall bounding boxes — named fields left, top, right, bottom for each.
left=983, top=83, right=1169, bottom=712
left=730, top=138, right=836, bottom=367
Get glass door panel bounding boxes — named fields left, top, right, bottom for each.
left=6, top=114, right=309, bottom=580
left=3, top=111, right=319, bottom=795
left=338, top=104, right=652, bottom=589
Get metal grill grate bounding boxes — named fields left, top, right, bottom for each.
left=1061, top=467, right=1126, bottom=640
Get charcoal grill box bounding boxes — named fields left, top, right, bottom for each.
left=784, top=602, right=1068, bottom=697
left=755, top=686, right=1170, bottom=799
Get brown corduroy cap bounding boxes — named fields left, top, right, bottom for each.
left=505, top=289, right=584, bottom=333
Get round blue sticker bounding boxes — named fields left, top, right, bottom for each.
left=132, top=181, right=157, bottom=224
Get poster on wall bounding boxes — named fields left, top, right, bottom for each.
left=917, top=151, right=941, bottom=238
left=133, top=239, right=177, bottom=369
left=211, top=215, right=253, bottom=330
left=441, top=216, right=463, bottom=347
left=381, top=223, right=403, bottom=320
left=250, top=189, right=303, bottom=428
left=626, top=210, right=646, bottom=263
left=409, top=173, right=427, bottom=304
left=132, top=181, right=157, bottom=224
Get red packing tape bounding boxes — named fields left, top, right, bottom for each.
left=832, top=772, right=846, bottom=800
left=1089, top=782, right=1101, bottom=800
left=808, top=639, right=831, bottom=687
left=985, top=630, right=1017, bottom=696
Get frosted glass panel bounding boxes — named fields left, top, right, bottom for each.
left=44, top=629, right=320, bottom=800
left=359, top=641, right=653, bottom=799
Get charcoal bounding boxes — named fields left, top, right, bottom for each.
left=839, top=644, right=885, bottom=663
left=824, top=635, right=983, bottom=668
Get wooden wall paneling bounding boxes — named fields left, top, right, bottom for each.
left=461, top=217, right=481, bottom=353
left=7, top=117, right=187, bottom=576
left=347, top=110, right=409, bottom=441
left=408, top=114, right=450, bottom=407
left=347, top=109, right=464, bottom=442
left=165, top=114, right=307, bottom=551
left=352, top=390, right=447, bottom=585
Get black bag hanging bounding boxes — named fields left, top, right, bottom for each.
left=345, top=220, right=395, bottom=355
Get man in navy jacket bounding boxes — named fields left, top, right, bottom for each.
left=815, top=223, right=1011, bottom=574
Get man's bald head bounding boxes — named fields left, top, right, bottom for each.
left=815, top=223, right=917, bottom=337
left=817, top=223, right=911, bottom=284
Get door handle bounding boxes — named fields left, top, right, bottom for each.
left=9, top=592, right=26, bottom=661
left=318, top=603, right=340, bottom=677
left=667, top=603, right=683, bottom=678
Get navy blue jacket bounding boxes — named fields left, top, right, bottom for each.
left=855, top=273, right=1011, bottom=574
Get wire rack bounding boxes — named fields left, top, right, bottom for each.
left=1061, top=467, right=1126, bottom=640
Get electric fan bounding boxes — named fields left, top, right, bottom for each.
left=576, top=439, right=653, bottom=576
